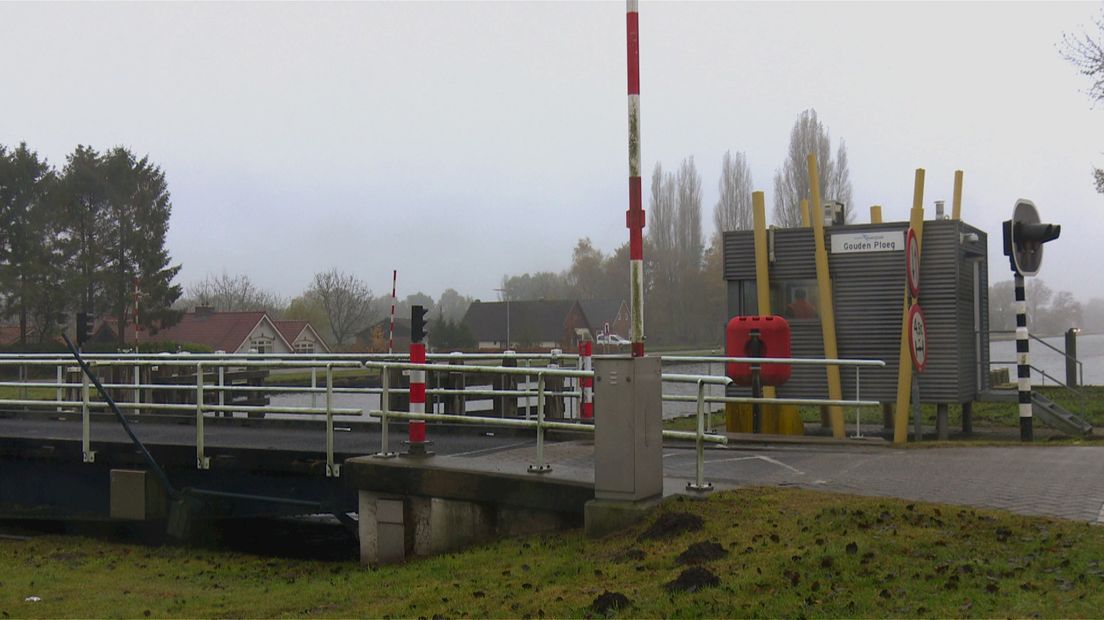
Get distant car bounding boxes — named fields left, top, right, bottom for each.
left=597, top=334, right=630, bottom=346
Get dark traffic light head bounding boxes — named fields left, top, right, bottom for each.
left=411, top=305, right=429, bottom=344
left=76, top=312, right=91, bottom=348
left=1002, top=199, right=1060, bottom=277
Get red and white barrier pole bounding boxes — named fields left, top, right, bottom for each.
left=579, top=341, right=594, bottom=420
left=626, top=0, right=645, bottom=358
left=406, top=341, right=429, bottom=455
left=388, top=270, right=397, bottom=355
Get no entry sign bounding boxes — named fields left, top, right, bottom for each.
left=908, top=303, right=927, bottom=373
left=906, top=228, right=921, bottom=298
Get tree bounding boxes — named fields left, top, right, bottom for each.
left=183, top=272, right=283, bottom=313
left=568, top=238, right=606, bottom=299
left=772, top=109, right=853, bottom=227
left=436, top=288, right=473, bottom=323
left=58, top=145, right=110, bottom=321
left=714, top=150, right=754, bottom=237
left=308, top=269, right=376, bottom=346
left=284, top=293, right=333, bottom=344
left=100, top=147, right=182, bottom=346
left=0, top=143, right=58, bottom=345
left=1062, top=10, right=1104, bottom=193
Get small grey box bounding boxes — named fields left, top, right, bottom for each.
left=376, top=498, right=406, bottom=564
left=110, top=469, right=166, bottom=521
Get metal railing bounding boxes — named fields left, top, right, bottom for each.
left=986, top=330, right=1087, bottom=416
left=0, top=351, right=883, bottom=488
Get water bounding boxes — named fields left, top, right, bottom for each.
left=271, top=364, right=727, bottom=421
left=988, top=332, right=1104, bottom=386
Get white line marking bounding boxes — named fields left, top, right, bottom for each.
left=449, top=440, right=531, bottom=458
left=704, top=455, right=805, bottom=476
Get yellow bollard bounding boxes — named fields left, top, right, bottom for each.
left=807, top=155, right=845, bottom=439
left=952, top=170, right=964, bottom=221
left=870, top=205, right=883, bottom=224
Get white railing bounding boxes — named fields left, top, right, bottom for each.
left=0, top=351, right=883, bottom=487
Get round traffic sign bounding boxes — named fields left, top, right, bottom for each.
left=906, top=228, right=921, bottom=298
left=908, top=303, right=927, bottom=373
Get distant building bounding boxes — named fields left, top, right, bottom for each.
left=87, top=308, right=329, bottom=354
left=579, top=299, right=631, bottom=338
left=274, top=320, right=332, bottom=354
left=461, top=300, right=590, bottom=352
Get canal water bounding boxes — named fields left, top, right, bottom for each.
left=270, top=335, right=1101, bottom=421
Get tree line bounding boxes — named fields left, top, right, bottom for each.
left=989, top=279, right=1104, bottom=336
left=498, top=108, right=852, bottom=347
left=0, top=142, right=180, bottom=348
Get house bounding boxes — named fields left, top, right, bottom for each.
left=461, top=300, right=589, bottom=352
left=356, top=318, right=411, bottom=353
left=579, top=299, right=631, bottom=339
left=274, top=321, right=332, bottom=354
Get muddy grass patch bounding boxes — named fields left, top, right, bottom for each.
left=665, top=566, right=721, bottom=593
left=638, top=512, right=704, bottom=541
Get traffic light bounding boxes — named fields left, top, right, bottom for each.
left=76, top=312, right=91, bottom=348
left=411, top=305, right=428, bottom=344
left=1003, top=199, right=1061, bottom=277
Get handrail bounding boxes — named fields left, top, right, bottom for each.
left=661, top=355, right=886, bottom=368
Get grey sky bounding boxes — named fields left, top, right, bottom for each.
left=1, top=1, right=1102, bottom=305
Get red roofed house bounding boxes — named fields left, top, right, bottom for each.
left=273, top=320, right=332, bottom=354
left=137, top=308, right=329, bottom=354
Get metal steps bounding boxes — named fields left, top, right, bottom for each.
left=978, top=390, right=1093, bottom=436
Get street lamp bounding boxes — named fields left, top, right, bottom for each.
left=493, top=288, right=510, bottom=351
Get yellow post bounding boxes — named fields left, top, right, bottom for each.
left=952, top=170, right=964, bottom=221
left=893, top=169, right=926, bottom=444
left=752, top=192, right=779, bottom=400
left=800, top=199, right=810, bottom=228
left=806, top=155, right=844, bottom=438
left=869, top=205, right=883, bottom=224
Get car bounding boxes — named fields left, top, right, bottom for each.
left=597, top=334, right=630, bottom=346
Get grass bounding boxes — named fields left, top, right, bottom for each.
left=0, top=386, right=55, bottom=400
left=3, top=487, right=1104, bottom=618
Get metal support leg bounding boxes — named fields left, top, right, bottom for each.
left=326, top=365, right=340, bottom=477
left=687, top=380, right=713, bottom=492
left=851, top=367, right=864, bottom=439
left=196, top=363, right=209, bottom=469
left=375, top=365, right=396, bottom=458
left=133, top=364, right=140, bottom=414
left=81, top=371, right=95, bottom=463
left=311, top=367, right=318, bottom=410
left=528, top=374, right=551, bottom=473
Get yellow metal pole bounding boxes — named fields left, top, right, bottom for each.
left=869, top=205, right=883, bottom=224
left=893, top=169, right=926, bottom=444
left=800, top=199, right=810, bottom=228
left=952, top=170, right=964, bottom=221
left=752, top=192, right=778, bottom=401
left=806, top=155, right=845, bottom=438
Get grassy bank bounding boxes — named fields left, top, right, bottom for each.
left=3, top=487, right=1104, bottom=618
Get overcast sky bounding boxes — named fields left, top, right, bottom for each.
left=2, top=1, right=1102, bottom=306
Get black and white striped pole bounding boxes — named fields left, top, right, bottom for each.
left=1013, top=274, right=1032, bottom=441
left=1002, top=199, right=1061, bottom=442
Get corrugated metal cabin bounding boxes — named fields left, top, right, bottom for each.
left=723, top=218, right=989, bottom=405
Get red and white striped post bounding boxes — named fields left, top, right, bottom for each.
left=132, top=277, right=140, bottom=347
left=406, top=340, right=430, bottom=455
left=626, top=0, right=645, bottom=358
left=388, top=269, right=397, bottom=355
left=579, top=341, right=594, bottom=421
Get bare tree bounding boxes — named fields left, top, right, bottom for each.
left=1062, top=10, right=1104, bottom=193
left=183, top=271, right=283, bottom=313
left=676, top=157, right=704, bottom=274
left=308, top=269, right=376, bottom=346
left=714, top=150, right=754, bottom=236
left=772, top=109, right=854, bottom=227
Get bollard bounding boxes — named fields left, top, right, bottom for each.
left=1066, top=328, right=1079, bottom=388
left=403, top=342, right=432, bottom=457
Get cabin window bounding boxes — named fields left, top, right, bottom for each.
left=250, top=337, right=273, bottom=353
left=295, top=342, right=314, bottom=354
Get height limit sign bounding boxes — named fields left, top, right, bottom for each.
left=908, top=303, right=927, bottom=373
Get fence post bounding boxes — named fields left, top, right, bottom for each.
left=528, top=373, right=551, bottom=473
left=218, top=364, right=225, bottom=416
left=326, top=364, right=339, bottom=477
left=56, top=364, right=63, bottom=414
left=311, top=366, right=318, bottom=409
left=196, top=362, right=210, bottom=469
left=82, top=369, right=94, bottom=463
left=686, top=380, right=712, bottom=492
left=133, top=364, right=140, bottom=413
left=375, top=364, right=396, bottom=458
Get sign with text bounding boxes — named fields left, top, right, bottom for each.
left=830, top=230, right=905, bottom=254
